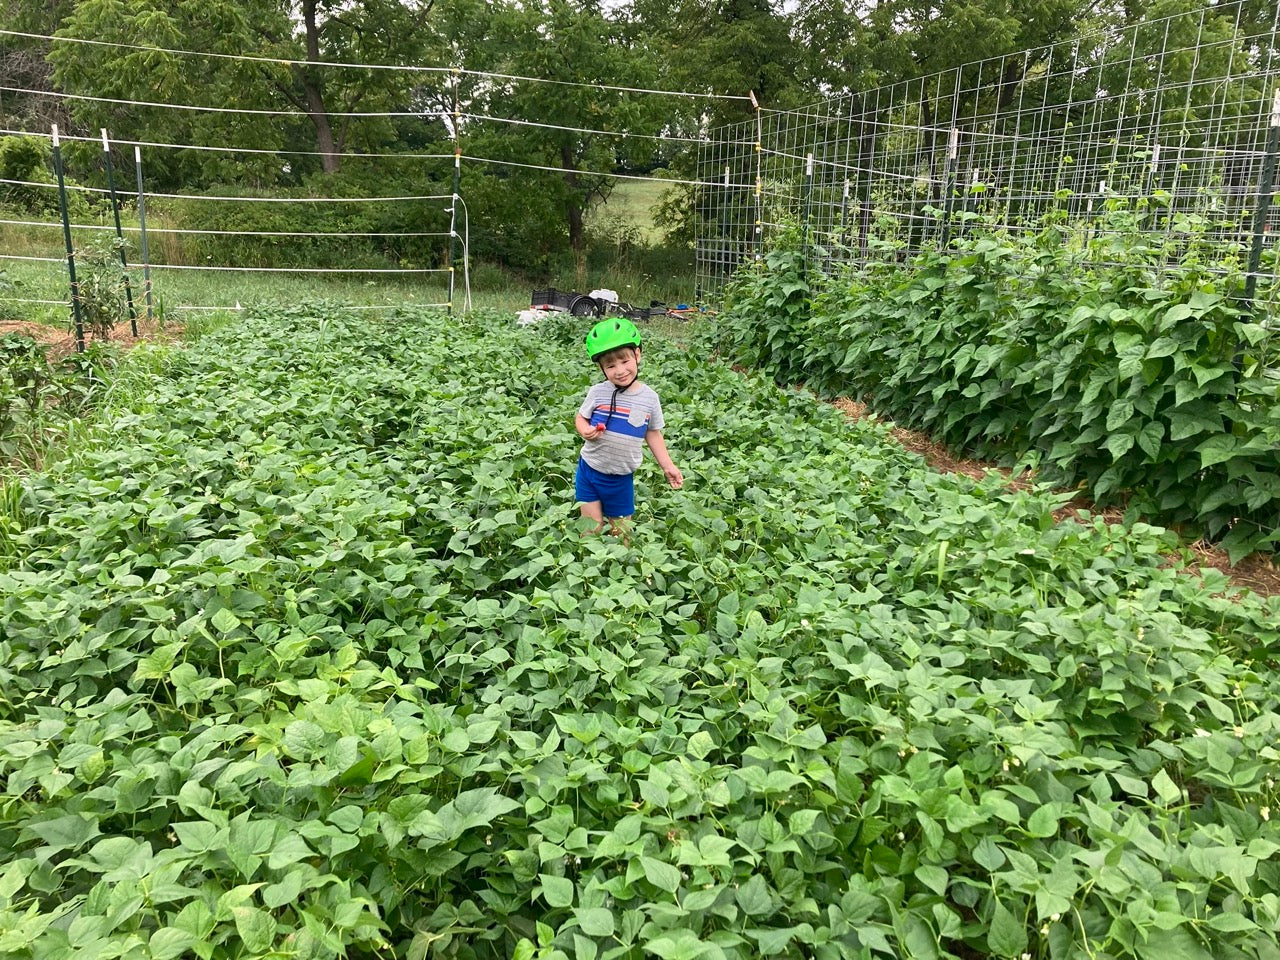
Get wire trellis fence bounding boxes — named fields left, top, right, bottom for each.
left=0, top=38, right=746, bottom=342
left=0, top=128, right=468, bottom=341
left=696, top=0, right=1280, bottom=316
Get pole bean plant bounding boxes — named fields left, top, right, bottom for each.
left=0, top=304, right=1277, bottom=960
left=714, top=209, right=1280, bottom=561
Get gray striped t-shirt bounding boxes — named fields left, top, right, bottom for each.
left=577, top=381, right=665, bottom=475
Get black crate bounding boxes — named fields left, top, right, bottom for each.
left=613, top=301, right=667, bottom=321
left=530, top=287, right=575, bottom=310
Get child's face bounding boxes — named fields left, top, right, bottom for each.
left=597, top=346, right=639, bottom=387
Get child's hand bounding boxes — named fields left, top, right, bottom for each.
left=581, top=424, right=605, bottom=441
left=664, top=464, right=684, bottom=489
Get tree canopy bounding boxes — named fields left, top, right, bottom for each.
left=2, top=0, right=1274, bottom=267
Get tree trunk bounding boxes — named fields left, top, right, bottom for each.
left=562, top=144, right=585, bottom=253
left=300, top=0, right=341, bottom=174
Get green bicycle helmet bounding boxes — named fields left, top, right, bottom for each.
left=585, top=317, right=642, bottom=361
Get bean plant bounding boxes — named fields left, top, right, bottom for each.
left=716, top=207, right=1280, bottom=560
left=0, top=305, right=1276, bottom=960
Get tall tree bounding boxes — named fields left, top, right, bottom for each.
left=618, top=0, right=807, bottom=249
left=629, top=0, right=806, bottom=124
left=794, top=0, right=1092, bottom=96
left=456, top=0, right=672, bottom=257
left=0, top=0, right=75, bottom=129
left=46, top=0, right=445, bottom=186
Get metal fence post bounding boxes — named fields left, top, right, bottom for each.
left=1244, top=89, right=1280, bottom=307
left=962, top=167, right=979, bottom=227
left=751, top=90, right=763, bottom=268
left=1143, top=142, right=1161, bottom=232
left=801, top=152, right=814, bottom=280
left=838, top=178, right=850, bottom=248
left=51, top=125, right=86, bottom=352
left=101, top=130, right=138, bottom=336
left=133, top=146, right=154, bottom=325
left=721, top=165, right=732, bottom=276
left=1235, top=88, right=1280, bottom=379
left=858, top=94, right=876, bottom=259
left=939, top=127, right=960, bottom=249
left=448, top=68, right=461, bottom=317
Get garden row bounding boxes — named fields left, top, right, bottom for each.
left=0, top=305, right=1277, bottom=959
left=714, top=215, right=1280, bottom=560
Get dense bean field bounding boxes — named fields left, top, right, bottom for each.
left=1, top=305, right=1278, bottom=960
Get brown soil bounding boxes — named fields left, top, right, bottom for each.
left=830, top=397, right=1280, bottom=598
left=0, top=317, right=182, bottom=358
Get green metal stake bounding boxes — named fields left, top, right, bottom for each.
left=939, top=127, right=960, bottom=249
left=801, top=152, right=814, bottom=284
left=133, top=146, right=154, bottom=325
left=1244, top=90, right=1280, bottom=307
left=101, top=129, right=138, bottom=336
left=1143, top=142, right=1160, bottom=230
left=837, top=178, right=849, bottom=248
left=962, top=168, right=979, bottom=227
left=448, top=68, right=461, bottom=317
left=720, top=165, right=731, bottom=280
left=702, top=165, right=732, bottom=305
left=1234, top=88, right=1280, bottom=383
left=751, top=90, right=763, bottom=270
left=448, top=148, right=460, bottom=317
left=52, top=124, right=86, bottom=352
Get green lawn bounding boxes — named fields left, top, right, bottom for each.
left=587, top=176, right=675, bottom=245
left=0, top=256, right=536, bottom=327
left=2, top=177, right=694, bottom=329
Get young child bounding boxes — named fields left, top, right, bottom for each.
left=574, top=318, right=683, bottom=536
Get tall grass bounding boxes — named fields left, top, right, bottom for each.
left=2, top=255, right=537, bottom=324
left=0, top=471, right=25, bottom=562
left=4, top=253, right=696, bottom=330
left=1, top=175, right=696, bottom=327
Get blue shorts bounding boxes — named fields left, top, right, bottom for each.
left=575, top=458, right=635, bottom=518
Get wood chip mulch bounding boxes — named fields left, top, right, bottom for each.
left=831, top=397, right=1280, bottom=599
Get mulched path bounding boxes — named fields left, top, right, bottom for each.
left=831, top=397, right=1280, bottom=598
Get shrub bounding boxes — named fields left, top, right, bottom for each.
left=0, top=135, right=98, bottom=220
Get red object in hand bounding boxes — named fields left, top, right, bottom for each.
left=595, top=424, right=605, bottom=433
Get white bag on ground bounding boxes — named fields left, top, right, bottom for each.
left=517, top=308, right=553, bottom=326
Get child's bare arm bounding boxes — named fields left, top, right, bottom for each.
left=645, top=430, right=683, bottom=488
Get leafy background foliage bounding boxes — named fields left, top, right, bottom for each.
left=713, top=210, right=1280, bottom=560
left=161, top=161, right=457, bottom=273
left=0, top=306, right=1278, bottom=959
left=0, top=136, right=101, bottom=221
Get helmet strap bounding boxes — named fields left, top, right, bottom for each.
left=603, top=377, right=636, bottom=431
left=596, top=346, right=638, bottom=432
